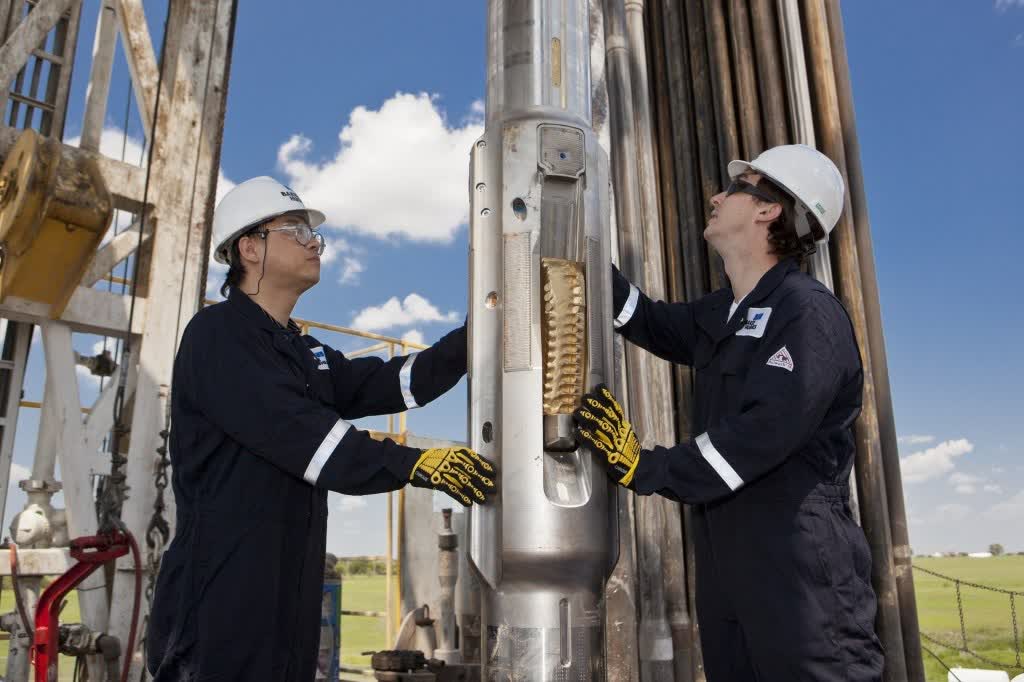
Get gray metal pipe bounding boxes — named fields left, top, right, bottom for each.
left=623, top=5, right=694, bottom=681
left=469, top=2, right=619, bottom=679
left=603, top=0, right=676, bottom=678
left=642, top=2, right=697, bottom=679
left=802, top=1, right=909, bottom=678
left=657, top=2, right=717, bottom=677
left=823, top=3, right=925, bottom=679
left=590, top=4, right=642, bottom=680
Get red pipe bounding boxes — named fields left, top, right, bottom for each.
left=32, top=533, right=130, bottom=682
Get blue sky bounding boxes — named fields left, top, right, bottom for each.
left=3, top=1, right=1021, bottom=557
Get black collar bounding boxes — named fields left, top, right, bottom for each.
left=728, top=258, right=798, bottom=310
left=699, top=258, right=798, bottom=339
left=227, top=288, right=301, bottom=334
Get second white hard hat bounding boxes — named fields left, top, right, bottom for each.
left=211, top=176, right=326, bottom=264
left=727, top=144, right=845, bottom=243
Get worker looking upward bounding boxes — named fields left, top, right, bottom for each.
left=574, top=145, right=885, bottom=680
left=146, top=176, right=494, bottom=681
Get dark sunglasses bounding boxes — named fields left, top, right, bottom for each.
left=726, top=178, right=780, bottom=204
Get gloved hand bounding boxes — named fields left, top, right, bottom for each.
left=410, top=447, right=496, bottom=507
left=573, top=384, right=642, bottom=488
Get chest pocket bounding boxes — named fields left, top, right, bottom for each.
left=303, top=344, right=336, bottom=407
left=699, top=339, right=757, bottom=425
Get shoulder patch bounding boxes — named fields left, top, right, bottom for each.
left=767, top=346, right=794, bottom=372
left=310, top=346, right=329, bottom=370
left=736, top=307, right=772, bottom=338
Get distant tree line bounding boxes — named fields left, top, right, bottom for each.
left=332, top=557, right=397, bottom=576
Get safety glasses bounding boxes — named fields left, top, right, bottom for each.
left=260, top=223, right=326, bottom=256
left=725, top=178, right=781, bottom=204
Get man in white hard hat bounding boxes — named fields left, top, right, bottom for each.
left=574, top=145, right=885, bottom=680
left=146, top=176, right=495, bottom=681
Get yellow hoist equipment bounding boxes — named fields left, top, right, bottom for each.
left=0, top=128, right=113, bottom=317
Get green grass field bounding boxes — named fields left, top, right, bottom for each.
left=0, top=558, right=1019, bottom=680
left=338, top=575, right=392, bottom=668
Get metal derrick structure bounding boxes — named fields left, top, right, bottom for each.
left=0, top=1, right=923, bottom=681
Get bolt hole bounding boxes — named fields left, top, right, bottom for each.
left=512, top=197, right=527, bottom=221
left=482, top=421, right=494, bottom=443
left=485, top=291, right=498, bottom=308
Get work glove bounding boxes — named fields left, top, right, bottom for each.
left=573, top=384, right=642, bottom=488
left=410, top=447, right=496, bottom=507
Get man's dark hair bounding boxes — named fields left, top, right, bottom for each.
left=219, top=225, right=263, bottom=298
left=749, top=176, right=807, bottom=265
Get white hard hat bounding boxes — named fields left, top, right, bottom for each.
left=211, top=176, right=326, bottom=264
left=727, top=144, right=845, bottom=243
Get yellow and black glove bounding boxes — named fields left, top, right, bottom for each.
left=410, top=447, right=496, bottom=507
left=573, top=384, right=642, bottom=488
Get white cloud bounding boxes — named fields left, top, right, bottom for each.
left=995, top=0, right=1024, bottom=11
left=982, top=491, right=1024, bottom=522
left=1014, top=32, right=1024, bottom=48
left=954, top=484, right=976, bottom=495
left=8, top=463, right=29, bottom=486
left=214, top=170, right=236, bottom=204
left=900, top=438, right=974, bottom=483
left=68, top=127, right=146, bottom=166
left=205, top=172, right=237, bottom=299
left=934, top=503, right=971, bottom=523
left=470, top=99, right=485, bottom=116
left=351, top=293, right=459, bottom=332
left=898, top=434, right=935, bottom=446
left=983, top=484, right=1003, bottom=494
left=277, top=92, right=483, bottom=242
left=338, top=257, right=364, bottom=285
left=949, top=472, right=981, bottom=485
left=401, top=329, right=425, bottom=346
left=337, top=495, right=367, bottom=512
left=68, top=128, right=147, bottom=241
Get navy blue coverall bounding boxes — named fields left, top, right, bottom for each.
left=146, top=289, right=467, bottom=681
left=613, top=258, right=885, bottom=680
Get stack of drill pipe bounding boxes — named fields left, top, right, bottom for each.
left=638, top=1, right=699, bottom=681
left=590, top=2, right=642, bottom=680
left=603, top=0, right=678, bottom=679
left=823, top=2, right=924, bottom=679
left=629, top=0, right=924, bottom=679
left=802, top=2, right=915, bottom=678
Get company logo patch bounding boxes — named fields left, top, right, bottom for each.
left=766, top=346, right=794, bottom=372
left=310, top=346, right=329, bottom=370
left=735, top=307, right=772, bottom=338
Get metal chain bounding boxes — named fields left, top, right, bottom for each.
left=1011, top=593, right=1022, bottom=668
left=913, top=564, right=1024, bottom=672
left=956, top=580, right=968, bottom=651
left=145, top=427, right=172, bottom=598
left=97, top=359, right=131, bottom=534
